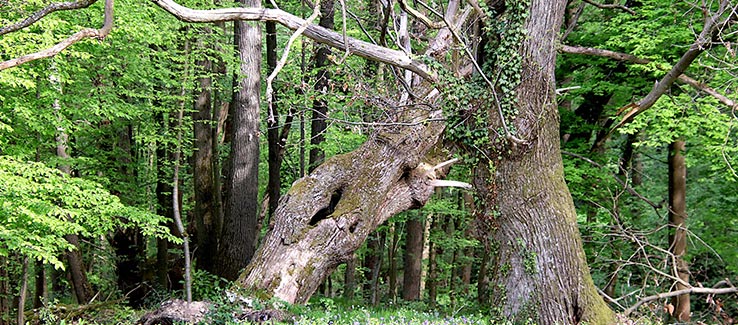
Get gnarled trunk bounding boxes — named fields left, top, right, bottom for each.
left=235, top=111, right=446, bottom=303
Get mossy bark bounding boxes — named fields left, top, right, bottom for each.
left=483, top=0, right=615, bottom=323
left=235, top=113, right=447, bottom=303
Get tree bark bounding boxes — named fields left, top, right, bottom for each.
left=0, top=256, right=11, bottom=325
left=52, top=68, right=94, bottom=304
left=265, top=1, right=281, bottom=219
left=483, top=1, right=614, bottom=323
left=215, top=0, right=262, bottom=280
left=235, top=106, right=447, bottom=303
left=368, top=229, right=386, bottom=306
left=33, top=260, right=46, bottom=309
left=427, top=216, right=439, bottom=307
left=308, top=0, right=334, bottom=172
left=668, top=139, right=690, bottom=321
left=17, top=257, right=28, bottom=325
left=193, top=29, right=219, bottom=273
left=402, top=213, right=423, bottom=301
left=388, top=222, right=399, bottom=302
left=343, top=255, right=356, bottom=300
left=64, top=234, right=94, bottom=304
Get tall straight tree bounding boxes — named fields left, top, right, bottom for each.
left=215, top=0, right=262, bottom=280
left=51, top=67, right=94, bottom=304
left=668, top=139, right=689, bottom=321
left=402, top=213, right=423, bottom=301
left=308, top=0, right=334, bottom=172
left=265, top=0, right=295, bottom=218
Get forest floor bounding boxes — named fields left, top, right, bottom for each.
left=23, top=297, right=656, bottom=325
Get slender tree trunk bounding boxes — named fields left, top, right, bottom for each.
left=362, top=231, right=381, bottom=302
left=215, top=0, right=262, bottom=280
left=308, top=0, right=334, bottom=172
left=266, top=2, right=281, bottom=218
left=668, top=139, right=690, bottom=321
left=402, top=213, right=423, bottom=301
left=17, top=257, right=28, bottom=325
left=427, top=216, right=439, bottom=307
left=370, top=229, right=386, bottom=306
left=482, top=1, right=614, bottom=323
left=52, top=69, right=94, bottom=304
left=33, top=261, right=46, bottom=309
left=0, top=256, right=11, bottom=325
left=64, top=234, right=93, bottom=304
left=155, top=113, right=175, bottom=289
left=343, top=255, right=356, bottom=300
left=621, top=131, right=643, bottom=186
left=174, top=83, right=192, bottom=302
left=388, top=223, right=399, bottom=302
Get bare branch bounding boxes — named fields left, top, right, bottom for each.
left=398, top=0, right=445, bottom=29
left=561, top=44, right=738, bottom=111
left=561, top=44, right=648, bottom=64
left=0, top=0, right=97, bottom=36
left=562, top=3, right=585, bottom=41
left=581, top=0, right=636, bottom=15
left=0, top=0, right=113, bottom=71
left=150, top=0, right=436, bottom=81
left=624, top=285, right=738, bottom=316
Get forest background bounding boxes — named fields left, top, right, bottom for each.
left=1, top=0, right=737, bottom=324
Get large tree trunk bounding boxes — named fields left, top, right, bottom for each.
left=482, top=1, right=614, bottom=323
left=215, top=0, right=262, bottom=280
left=668, top=139, right=690, bottom=321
